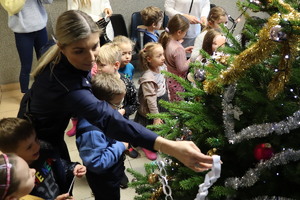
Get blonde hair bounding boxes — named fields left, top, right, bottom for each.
left=206, top=6, right=227, bottom=30
left=32, top=10, right=101, bottom=78
left=158, top=14, right=189, bottom=49
left=139, top=42, right=162, bottom=71
left=113, top=35, right=134, bottom=47
left=72, top=0, right=91, bottom=8
left=97, top=43, right=122, bottom=65
left=91, top=73, right=126, bottom=102
left=140, top=6, right=163, bottom=26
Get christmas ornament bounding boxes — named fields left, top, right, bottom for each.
left=148, top=173, right=159, bottom=184
left=254, top=143, right=274, bottom=161
left=269, top=25, right=287, bottom=42
left=207, top=148, right=218, bottom=156
left=194, top=69, right=206, bottom=82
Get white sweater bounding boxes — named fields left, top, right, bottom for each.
left=67, top=0, right=114, bottom=40
left=164, top=0, right=210, bottom=39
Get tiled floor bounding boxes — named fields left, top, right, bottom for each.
left=0, top=82, right=152, bottom=200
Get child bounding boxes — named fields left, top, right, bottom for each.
left=76, top=73, right=130, bottom=200
left=195, top=29, right=226, bottom=61
left=158, top=14, right=192, bottom=102
left=136, top=6, right=164, bottom=50
left=0, top=118, right=86, bottom=200
left=191, top=6, right=228, bottom=61
left=134, top=42, right=169, bottom=160
left=96, top=43, right=139, bottom=158
left=0, top=153, right=72, bottom=200
left=113, top=36, right=135, bottom=80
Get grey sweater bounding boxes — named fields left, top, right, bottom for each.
left=8, top=0, right=53, bottom=33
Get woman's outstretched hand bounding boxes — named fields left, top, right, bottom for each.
left=154, top=137, right=213, bottom=172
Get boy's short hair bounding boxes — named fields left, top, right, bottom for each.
left=97, top=43, right=122, bottom=65
left=91, top=73, right=126, bottom=102
left=0, top=118, right=35, bottom=152
left=140, top=6, right=163, bottom=27
left=112, top=35, right=134, bottom=47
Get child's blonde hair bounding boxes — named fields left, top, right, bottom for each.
left=158, top=14, right=189, bottom=49
left=113, top=35, right=134, bottom=47
left=96, top=43, right=122, bottom=65
left=139, top=42, right=162, bottom=71
left=91, top=73, right=126, bottom=102
left=140, top=6, right=163, bottom=26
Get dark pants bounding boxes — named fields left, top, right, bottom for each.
left=85, top=157, right=125, bottom=200
left=14, top=27, right=48, bottom=93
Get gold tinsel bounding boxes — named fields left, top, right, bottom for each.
left=204, top=0, right=300, bottom=99
left=150, top=186, right=163, bottom=200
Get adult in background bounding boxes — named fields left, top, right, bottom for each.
left=67, top=0, right=114, bottom=45
left=164, top=0, right=210, bottom=48
left=6, top=0, right=53, bottom=93
left=17, top=10, right=213, bottom=172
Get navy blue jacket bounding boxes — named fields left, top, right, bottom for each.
left=18, top=54, right=158, bottom=160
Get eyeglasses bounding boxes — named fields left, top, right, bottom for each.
left=109, top=98, right=124, bottom=110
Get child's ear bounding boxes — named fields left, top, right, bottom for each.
left=146, top=56, right=152, bottom=63
left=114, top=61, right=121, bottom=70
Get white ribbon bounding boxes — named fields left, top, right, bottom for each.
left=195, top=155, right=221, bottom=200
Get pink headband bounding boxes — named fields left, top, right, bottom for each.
left=0, top=154, right=11, bottom=200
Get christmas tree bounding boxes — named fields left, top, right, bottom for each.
left=128, top=0, right=300, bottom=199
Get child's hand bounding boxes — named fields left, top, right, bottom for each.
left=74, top=164, right=86, bottom=177
left=123, top=142, right=129, bottom=149
left=185, top=46, right=194, bottom=54
left=153, top=118, right=163, bottom=125
left=55, top=193, right=74, bottom=200
left=118, top=108, right=125, bottom=115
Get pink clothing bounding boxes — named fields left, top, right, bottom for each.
left=164, top=39, right=190, bottom=101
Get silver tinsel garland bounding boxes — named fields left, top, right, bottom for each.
left=225, top=149, right=300, bottom=189
left=222, top=85, right=300, bottom=144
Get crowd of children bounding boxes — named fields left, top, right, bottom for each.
left=0, top=1, right=231, bottom=199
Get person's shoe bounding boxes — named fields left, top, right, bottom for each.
left=120, top=174, right=129, bottom=189
left=142, top=148, right=157, bottom=160
left=125, top=147, right=139, bottom=158
left=66, top=126, right=76, bottom=137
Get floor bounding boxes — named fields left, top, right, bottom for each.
left=0, top=82, right=152, bottom=200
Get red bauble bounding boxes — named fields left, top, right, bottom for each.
left=254, top=143, right=274, bottom=161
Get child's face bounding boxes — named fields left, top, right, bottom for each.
left=119, top=43, right=133, bottom=67
left=97, top=62, right=119, bottom=74
left=10, top=157, right=36, bottom=199
left=212, top=35, right=226, bottom=53
left=108, top=93, right=125, bottom=110
left=154, top=18, right=163, bottom=30
left=177, top=29, right=187, bottom=41
left=15, top=131, right=40, bottom=164
left=210, top=15, right=228, bottom=29
left=147, top=46, right=165, bottom=69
